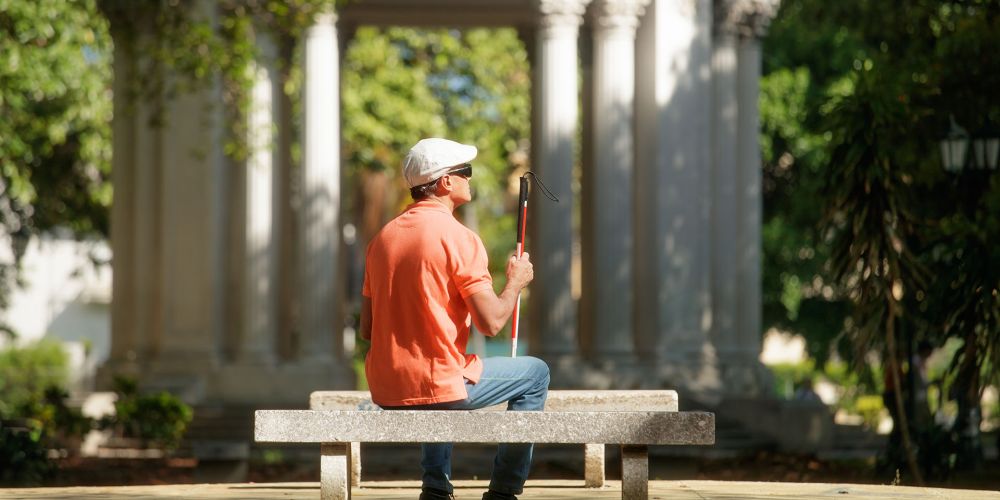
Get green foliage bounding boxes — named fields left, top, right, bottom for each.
left=0, top=0, right=113, bottom=330
left=341, top=27, right=447, bottom=174
left=0, top=0, right=113, bottom=232
left=823, top=359, right=880, bottom=411
left=768, top=360, right=815, bottom=399
left=0, top=340, right=70, bottom=419
left=855, top=395, right=885, bottom=430
left=102, top=376, right=193, bottom=450
left=0, top=421, right=53, bottom=486
left=28, top=387, right=94, bottom=447
left=760, top=2, right=861, bottom=364
left=763, top=0, right=1000, bottom=398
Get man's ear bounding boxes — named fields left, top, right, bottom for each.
left=428, top=176, right=449, bottom=196
left=438, top=175, right=455, bottom=193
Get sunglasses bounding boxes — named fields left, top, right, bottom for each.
left=446, top=164, right=473, bottom=179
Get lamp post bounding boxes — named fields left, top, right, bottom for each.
left=940, top=117, right=969, bottom=172
left=971, top=123, right=1000, bottom=171
left=941, top=116, right=1000, bottom=172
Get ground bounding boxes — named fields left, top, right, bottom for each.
left=3, top=480, right=1000, bottom=500
left=32, top=446, right=1000, bottom=492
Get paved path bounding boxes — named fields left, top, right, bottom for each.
left=2, top=480, right=998, bottom=499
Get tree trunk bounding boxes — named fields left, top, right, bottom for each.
left=886, top=304, right=924, bottom=485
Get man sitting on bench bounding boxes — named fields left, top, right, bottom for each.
left=361, top=138, right=551, bottom=500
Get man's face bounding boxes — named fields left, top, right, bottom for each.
left=445, top=164, right=473, bottom=205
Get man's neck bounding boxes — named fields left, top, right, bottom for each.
left=425, top=195, right=459, bottom=212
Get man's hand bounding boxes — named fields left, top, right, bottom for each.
left=506, top=251, right=534, bottom=291
left=465, top=251, right=534, bottom=337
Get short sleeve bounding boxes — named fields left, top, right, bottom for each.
left=362, top=244, right=373, bottom=298
left=451, top=231, right=493, bottom=298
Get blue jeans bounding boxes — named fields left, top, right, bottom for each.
left=381, top=356, right=550, bottom=495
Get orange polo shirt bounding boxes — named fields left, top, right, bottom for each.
left=362, top=199, right=494, bottom=406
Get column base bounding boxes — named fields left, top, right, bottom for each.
left=207, top=358, right=356, bottom=405
left=716, top=351, right=773, bottom=398
left=95, top=356, right=143, bottom=391
left=568, top=355, right=646, bottom=390
left=539, top=353, right=585, bottom=388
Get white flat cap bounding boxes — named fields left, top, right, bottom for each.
left=402, top=138, right=477, bottom=188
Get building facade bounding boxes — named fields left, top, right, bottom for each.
left=104, top=0, right=779, bottom=407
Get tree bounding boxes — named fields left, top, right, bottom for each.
left=0, top=0, right=113, bottom=335
left=763, top=0, right=1000, bottom=483
left=760, top=0, right=861, bottom=366
left=812, top=0, right=995, bottom=482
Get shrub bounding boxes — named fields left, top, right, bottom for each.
left=0, top=420, right=53, bottom=486
left=102, top=376, right=193, bottom=450
left=0, top=340, right=69, bottom=418
left=26, top=387, right=94, bottom=450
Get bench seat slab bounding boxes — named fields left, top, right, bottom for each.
left=256, top=410, right=714, bottom=445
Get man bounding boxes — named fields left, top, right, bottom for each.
left=361, top=138, right=550, bottom=500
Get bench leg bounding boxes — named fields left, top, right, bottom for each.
left=351, top=442, right=361, bottom=485
left=321, top=443, right=351, bottom=500
left=620, top=445, right=647, bottom=500
left=584, top=443, right=605, bottom=487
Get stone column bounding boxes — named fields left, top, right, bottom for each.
left=710, top=5, right=740, bottom=364
left=274, top=38, right=297, bottom=362
left=108, top=31, right=138, bottom=373
left=299, top=12, right=343, bottom=366
left=527, top=0, right=588, bottom=367
left=153, top=81, right=226, bottom=377
left=736, top=16, right=765, bottom=362
left=582, top=0, right=649, bottom=365
left=132, top=58, right=165, bottom=367
left=148, top=1, right=227, bottom=399
left=104, top=25, right=165, bottom=386
left=239, top=30, right=282, bottom=365
left=634, top=0, right=715, bottom=384
left=711, top=0, right=777, bottom=395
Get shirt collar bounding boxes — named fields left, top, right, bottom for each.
left=407, top=198, right=453, bottom=215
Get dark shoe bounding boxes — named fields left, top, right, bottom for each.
left=482, top=490, right=517, bottom=500
left=420, top=487, right=456, bottom=500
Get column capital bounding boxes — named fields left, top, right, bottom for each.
left=590, top=0, right=650, bottom=33
left=306, top=10, right=338, bottom=36
left=713, top=0, right=779, bottom=38
left=536, top=0, right=590, bottom=28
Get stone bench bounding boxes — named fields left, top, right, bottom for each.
left=309, top=389, right=681, bottom=488
left=255, top=409, right=714, bottom=500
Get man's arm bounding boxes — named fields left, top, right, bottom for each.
left=360, top=296, right=372, bottom=341
left=465, top=252, right=533, bottom=337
